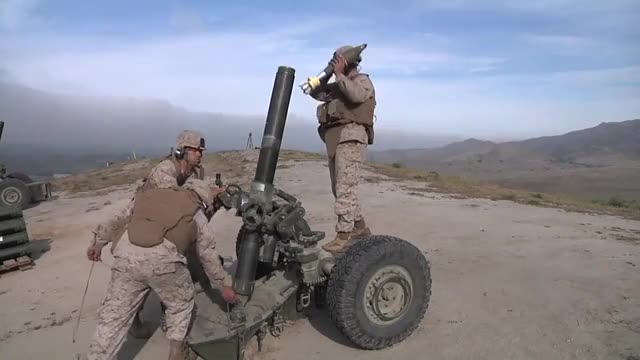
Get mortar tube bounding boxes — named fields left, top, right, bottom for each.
left=234, top=66, right=295, bottom=297
left=233, top=230, right=261, bottom=296
left=250, top=66, right=295, bottom=210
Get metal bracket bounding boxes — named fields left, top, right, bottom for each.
left=269, top=310, right=285, bottom=337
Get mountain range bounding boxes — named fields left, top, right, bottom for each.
left=0, top=79, right=459, bottom=176
left=2, top=78, right=638, bottom=202
left=369, top=119, right=640, bottom=201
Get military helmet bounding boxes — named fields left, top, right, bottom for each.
left=183, top=178, right=213, bottom=209
left=176, top=130, right=206, bottom=150
left=334, top=45, right=362, bottom=64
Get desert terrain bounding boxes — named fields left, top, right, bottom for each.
left=0, top=150, right=639, bottom=360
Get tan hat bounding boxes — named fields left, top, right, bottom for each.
left=183, top=178, right=213, bottom=208
left=335, top=45, right=354, bottom=54
left=334, top=45, right=361, bottom=64
left=176, top=130, right=206, bottom=150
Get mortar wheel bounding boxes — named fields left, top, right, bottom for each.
left=0, top=179, right=30, bottom=210
left=326, top=235, right=432, bottom=350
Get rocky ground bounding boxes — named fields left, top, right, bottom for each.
left=0, top=150, right=638, bottom=360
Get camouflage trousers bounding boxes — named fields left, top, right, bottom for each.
left=86, top=258, right=195, bottom=360
left=328, top=140, right=366, bottom=233
left=137, top=244, right=204, bottom=319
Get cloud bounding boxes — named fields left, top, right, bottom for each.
left=362, top=46, right=506, bottom=75
left=168, top=10, right=217, bottom=33
left=0, top=3, right=637, bottom=140
left=3, top=26, right=638, bottom=138
left=0, top=0, right=42, bottom=30
left=409, top=0, right=637, bottom=13
left=0, top=17, right=509, bottom=102
left=522, top=34, right=596, bottom=48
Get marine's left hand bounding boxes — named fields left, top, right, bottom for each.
left=332, top=54, right=347, bottom=75
left=211, top=186, right=226, bottom=197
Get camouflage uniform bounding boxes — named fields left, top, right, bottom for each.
left=311, top=45, right=376, bottom=254
left=92, top=129, right=206, bottom=249
left=90, top=130, right=206, bottom=338
left=87, top=179, right=231, bottom=360
left=91, top=158, right=191, bottom=248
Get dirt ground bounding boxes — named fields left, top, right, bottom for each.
left=1, top=151, right=639, bottom=360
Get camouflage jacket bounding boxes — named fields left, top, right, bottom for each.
left=112, top=208, right=232, bottom=288
left=91, top=158, right=196, bottom=247
left=311, top=70, right=374, bottom=156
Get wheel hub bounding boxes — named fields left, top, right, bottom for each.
left=363, top=265, right=413, bottom=325
left=2, top=187, right=21, bottom=205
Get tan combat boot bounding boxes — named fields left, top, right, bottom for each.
left=322, top=232, right=353, bottom=254
left=128, top=314, right=153, bottom=339
left=352, top=219, right=372, bottom=239
left=168, top=340, right=197, bottom=360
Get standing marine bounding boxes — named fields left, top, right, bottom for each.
left=309, top=44, right=376, bottom=254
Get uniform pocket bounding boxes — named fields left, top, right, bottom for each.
left=317, top=104, right=328, bottom=123
left=152, top=262, right=176, bottom=275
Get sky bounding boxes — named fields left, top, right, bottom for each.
left=1, top=0, right=638, bottom=140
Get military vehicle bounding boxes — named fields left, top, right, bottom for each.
left=186, top=66, right=432, bottom=359
left=0, top=206, right=34, bottom=273
left=0, top=121, right=52, bottom=210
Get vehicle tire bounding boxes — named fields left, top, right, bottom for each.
left=0, top=179, right=30, bottom=210
left=0, top=207, right=23, bottom=220
left=0, top=217, right=27, bottom=233
left=7, top=172, right=33, bottom=184
left=326, top=235, right=432, bottom=350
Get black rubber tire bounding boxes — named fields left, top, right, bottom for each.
left=326, top=235, right=432, bottom=350
left=7, top=172, right=33, bottom=184
left=0, top=217, right=27, bottom=234
left=0, top=179, right=30, bottom=210
left=0, top=207, right=23, bottom=220
left=0, top=230, right=30, bottom=249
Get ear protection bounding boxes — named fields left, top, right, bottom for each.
left=174, top=138, right=205, bottom=160
left=174, top=147, right=185, bottom=159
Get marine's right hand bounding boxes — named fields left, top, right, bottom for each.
left=221, top=287, right=240, bottom=304
left=86, top=243, right=104, bottom=262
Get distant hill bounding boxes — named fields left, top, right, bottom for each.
left=370, top=138, right=497, bottom=167
left=0, top=80, right=459, bottom=176
left=369, top=119, right=640, bottom=201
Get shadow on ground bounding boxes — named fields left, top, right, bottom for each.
left=302, top=300, right=358, bottom=349
left=117, top=291, right=163, bottom=360
left=29, top=238, right=52, bottom=260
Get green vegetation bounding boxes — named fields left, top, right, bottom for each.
left=49, top=148, right=640, bottom=221
left=592, top=197, right=640, bottom=209
left=279, top=150, right=325, bottom=161
left=366, top=161, right=640, bottom=221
